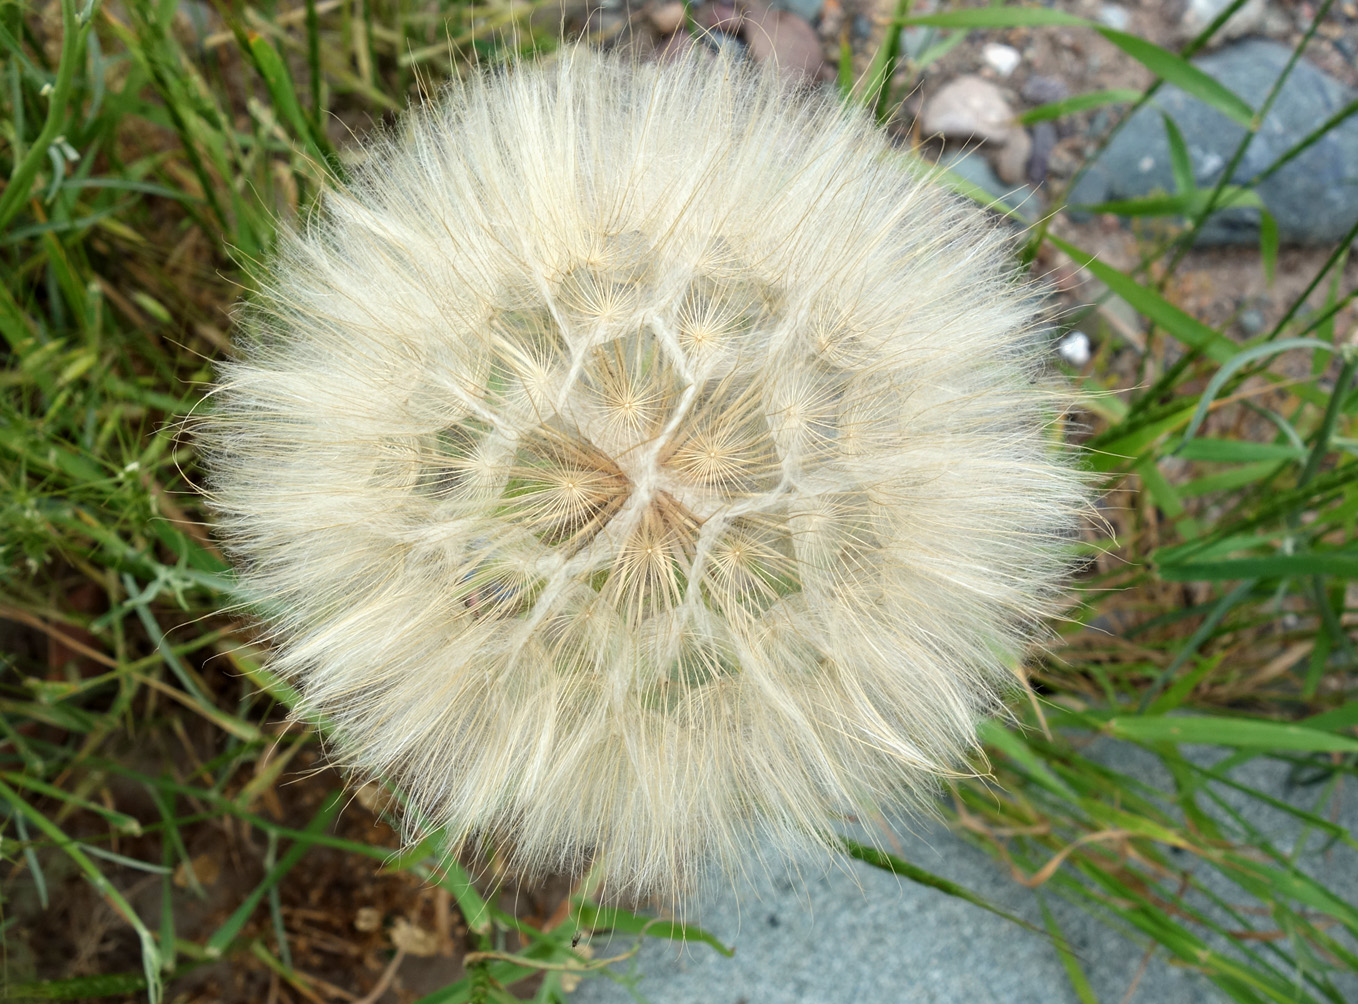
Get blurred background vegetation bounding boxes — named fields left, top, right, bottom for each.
left=1, top=0, right=1355, bottom=1001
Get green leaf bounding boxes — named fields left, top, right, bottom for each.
left=1175, top=338, right=1335, bottom=451
left=1148, top=652, right=1226, bottom=714
left=572, top=902, right=734, bottom=957
left=1175, top=438, right=1306, bottom=463
left=435, top=859, right=492, bottom=936
left=4, top=973, right=150, bottom=1000
left=244, top=32, right=340, bottom=178
left=1098, top=29, right=1254, bottom=126
left=862, top=0, right=911, bottom=123
left=1040, top=898, right=1100, bottom=1004
left=1105, top=714, right=1358, bottom=752
left=837, top=33, right=854, bottom=97
left=1135, top=454, right=1188, bottom=521
left=1078, top=194, right=1191, bottom=217
left=1018, top=88, right=1141, bottom=124
left=1163, top=113, right=1195, bottom=195
left=1178, top=461, right=1279, bottom=498
left=1088, top=404, right=1197, bottom=472
left=1158, top=550, right=1358, bottom=581
left=205, top=793, right=342, bottom=957
left=979, top=719, right=1075, bottom=798
left=0, top=770, right=142, bottom=833
left=1222, top=858, right=1358, bottom=931
left=1302, top=700, right=1358, bottom=732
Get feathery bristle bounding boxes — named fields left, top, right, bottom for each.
left=199, top=48, right=1087, bottom=904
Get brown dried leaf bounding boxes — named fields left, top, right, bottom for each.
left=173, top=853, right=221, bottom=889
left=390, top=916, right=440, bottom=957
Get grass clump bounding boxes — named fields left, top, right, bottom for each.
left=2, top=1, right=1356, bottom=1002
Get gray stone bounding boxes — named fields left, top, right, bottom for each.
left=570, top=739, right=1358, bottom=1004
left=1029, top=120, right=1058, bottom=183
left=771, top=0, right=823, bottom=25
left=993, top=127, right=1032, bottom=186
left=902, top=25, right=941, bottom=62
left=921, top=75, right=1017, bottom=144
left=938, top=149, right=1039, bottom=222
left=1238, top=305, right=1267, bottom=335
left=1069, top=40, right=1358, bottom=246
left=1021, top=74, right=1069, bottom=106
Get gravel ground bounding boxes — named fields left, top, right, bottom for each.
left=573, top=744, right=1358, bottom=1003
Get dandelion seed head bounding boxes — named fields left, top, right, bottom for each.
left=202, top=49, right=1087, bottom=903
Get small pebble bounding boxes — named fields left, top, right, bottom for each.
left=921, top=75, right=1017, bottom=144
left=1029, top=121, right=1057, bottom=184
left=1238, top=307, right=1266, bottom=336
left=1097, top=3, right=1130, bottom=30
left=772, top=0, right=824, bottom=25
left=994, top=127, right=1032, bottom=186
left=1021, top=74, right=1069, bottom=106
left=648, top=1, right=687, bottom=34
left=1058, top=331, right=1092, bottom=367
left=740, top=7, right=823, bottom=82
left=982, top=43, right=1021, bottom=77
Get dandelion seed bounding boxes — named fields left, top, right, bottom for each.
left=200, top=49, right=1087, bottom=903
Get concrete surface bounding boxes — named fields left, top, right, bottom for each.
left=573, top=740, right=1357, bottom=1004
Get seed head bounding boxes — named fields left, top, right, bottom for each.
left=202, top=50, right=1086, bottom=902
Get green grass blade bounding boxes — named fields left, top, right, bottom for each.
left=572, top=901, right=734, bottom=957
left=1176, top=339, right=1336, bottom=451
left=1105, top=714, right=1358, bottom=752
left=1018, top=88, right=1140, bottom=124
left=840, top=838, right=1045, bottom=936
left=1098, top=28, right=1253, bottom=125
left=0, top=778, right=164, bottom=1002
left=203, top=792, right=342, bottom=957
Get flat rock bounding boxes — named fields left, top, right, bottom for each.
left=1069, top=39, right=1358, bottom=245
left=921, top=75, right=1017, bottom=144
